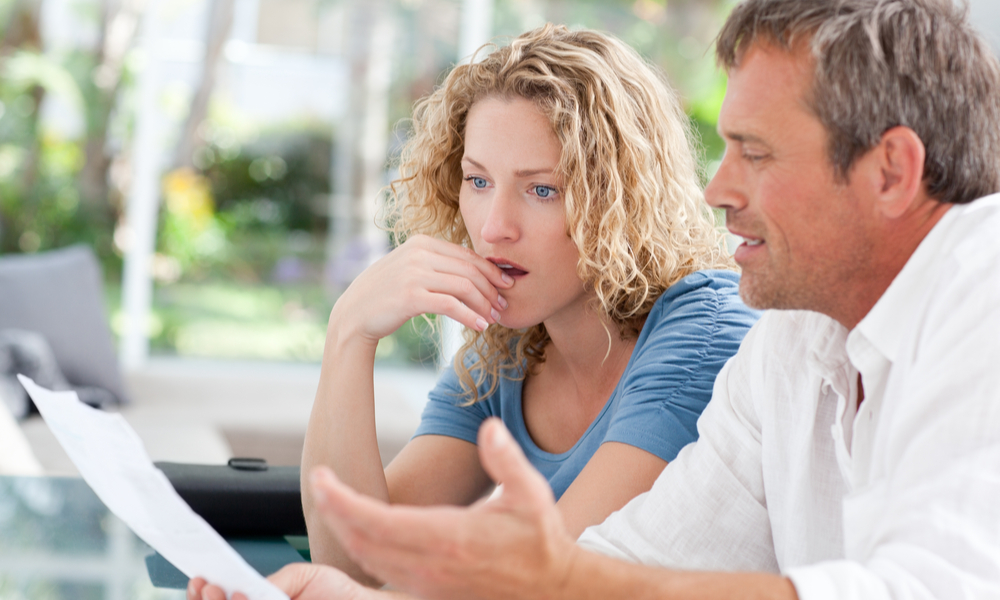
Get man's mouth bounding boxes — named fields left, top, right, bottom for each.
left=731, top=235, right=765, bottom=264
left=730, top=230, right=764, bottom=246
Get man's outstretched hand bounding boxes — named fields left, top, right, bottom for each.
left=187, top=562, right=387, bottom=600
left=310, top=417, right=581, bottom=600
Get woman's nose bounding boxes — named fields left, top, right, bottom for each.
left=480, top=190, right=520, bottom=243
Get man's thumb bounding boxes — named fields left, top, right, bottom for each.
left=477, top=418, right=555, bottom=507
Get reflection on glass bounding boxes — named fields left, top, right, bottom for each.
left=0, top=477, right=184, bottom=600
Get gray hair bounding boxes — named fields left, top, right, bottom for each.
left=716, top=0, right=1000, bottom=204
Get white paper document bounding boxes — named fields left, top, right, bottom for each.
left=18, top=375, right=289, bottom=600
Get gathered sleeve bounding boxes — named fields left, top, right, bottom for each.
left=411, top=360, right=494, bottom=446
left=602, top=271, right=760, bottom=462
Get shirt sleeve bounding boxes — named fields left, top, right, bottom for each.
left=578, top=317, right=780, bottom=573
left=411, top=359, right=491, bottom=445
left=787, top=238, right=1000, bottom=599
left=602, top=272, right=760, bottom=462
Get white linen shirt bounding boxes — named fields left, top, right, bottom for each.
left=578, top=194, right=1000, bottom=599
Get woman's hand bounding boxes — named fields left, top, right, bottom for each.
left=302, top=234, right=513, bottom=577
left=331, top=235, right=513, bottom=343
left=186, top=563, right=398, bottom=600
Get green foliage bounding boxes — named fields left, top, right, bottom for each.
left=152, top=124, right=333, bottom=284
left=0, top=41, right=124, bottom=276
left=201, top=127, right=332, bottom=234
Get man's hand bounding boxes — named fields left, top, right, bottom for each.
left=187, top=563, right=387, bottom=600
left=310, top=418, right=581, bottom=600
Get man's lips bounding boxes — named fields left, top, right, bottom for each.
left=728, top=229, right=765, bottom=246
left=738, top=236, right=764, bottom=247
left=488, top=258, right=529, bottom=278
left=730, top=233, right=765, bottom=263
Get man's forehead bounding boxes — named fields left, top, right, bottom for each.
left=717, top=42, right=816, bottom=137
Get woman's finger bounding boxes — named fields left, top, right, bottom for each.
left=402, top=246, right=510, bottom=315
left=417, top=272, right=506, bottom=324
left=202, top=583, right=228, bottom=600
left=417, top=291, right=493, bottom=331
left=403, top=236, right=514, bottom=297
left=186, top=577, right=206, bottom=600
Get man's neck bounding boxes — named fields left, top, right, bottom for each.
left=834, top=199, right=952, bottom=330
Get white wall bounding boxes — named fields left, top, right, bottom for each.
left=970, top=0, right=1000, bottom=55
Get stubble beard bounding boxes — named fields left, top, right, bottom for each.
left=738, top=247, right=870, bottom=317
left=737, top=265, right=803, bottom=310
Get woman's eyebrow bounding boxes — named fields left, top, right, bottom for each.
left=514, top=168, right=554, bottom=177
left=461, top=157, right=487, bottom=170
left=462, top=157, right=555, bottom=178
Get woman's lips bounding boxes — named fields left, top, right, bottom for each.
left=488, top=258, right=529, bottom=278
left=500, top=266, right=528, bottom=277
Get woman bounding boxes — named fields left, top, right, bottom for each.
left=303, top=24, right=758, bottom=582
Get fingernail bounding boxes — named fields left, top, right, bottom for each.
left=312, top=483, right=328, bottom=506
left=491, top=308, right=500, bottom=322
left=476, top=317, right=489, bottom=331
left=489, top=423, right=507, bottom=450
left=310, top=470, right=329, bottom=506
left=501, top=272, right=513, bottom=285
left=498, top=295, right=508, bottom=309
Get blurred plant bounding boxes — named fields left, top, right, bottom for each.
left=0, top=0, right=142, bottom=278
left=176, top=124, right=332, bottom=280
left=158, top=168, right=227, bottom=278
left=146, top=118, right=333, bottom=283
left=203, top=126, right=331, bottom=233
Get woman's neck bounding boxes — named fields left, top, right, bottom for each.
left=520, top=302, right=640, bottom=454
left=539, top=302, right=640, bottom=405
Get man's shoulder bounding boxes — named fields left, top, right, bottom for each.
left=903, top=193, right=1000, bottom=306
left=949, top=194, right=1000, bottom=270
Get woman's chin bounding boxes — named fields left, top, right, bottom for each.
left=491, top=311, right=542, bottom=331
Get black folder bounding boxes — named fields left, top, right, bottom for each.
left=155, top=459, right=307, bottom=537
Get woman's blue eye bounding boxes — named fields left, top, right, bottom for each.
left=534, top=185, right=556, bottom=198
left=470, top=177, right=488, bottom=189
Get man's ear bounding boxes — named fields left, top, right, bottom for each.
left=868, top=126, right=927, bottom=219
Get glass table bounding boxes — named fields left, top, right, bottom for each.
left=0, top=476, right=307, bottom=600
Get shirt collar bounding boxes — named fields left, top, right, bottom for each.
left=802, top=312, right=853, bottom=394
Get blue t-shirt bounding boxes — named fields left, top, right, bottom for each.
left=413, top=270, right=759, bottom=499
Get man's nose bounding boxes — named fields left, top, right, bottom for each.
left=704, top=152, right=747, bottom=212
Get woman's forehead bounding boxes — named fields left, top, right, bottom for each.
left=462, top=98, right=562, bottom=172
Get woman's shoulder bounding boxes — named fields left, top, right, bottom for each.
left=632, top=269, right=759, bottom=353
left=649, top=269, right=752, bottom=319
left=657, top=269, right=740, bottom=301
left=428, top=349, right=523, bottom=409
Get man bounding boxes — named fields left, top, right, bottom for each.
left=190, top=0, right=1000, bottom=598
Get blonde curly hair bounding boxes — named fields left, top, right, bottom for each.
left=386, top=24, right=734, bottom=403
